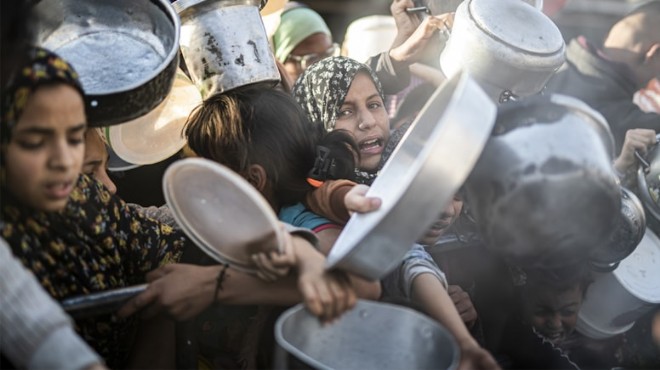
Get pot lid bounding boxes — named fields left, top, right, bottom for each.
left=468, top=0, right=564, bottom=55
left=613, top=228, right=660, bottom=303
left=163, top=158, right=284, bottom=272
left=106, top=70, right=201, bottom=165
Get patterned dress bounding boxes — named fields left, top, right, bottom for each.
left=1, top=175, right=186, bottom=368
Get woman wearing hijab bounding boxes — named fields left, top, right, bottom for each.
left=293, top=56, right=391, bottom=185
left=0, top=47, right=186, bottom=368
left=293, top=55, right=500, bottom=370
left=272, top=2, right=338, bottom=83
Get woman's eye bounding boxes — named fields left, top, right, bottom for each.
left=368, top=102, right=382, bottom=110
left=338, top=109, right=353, bottom=118
left=17, top=140, right=43, bottom=150
left=68, top=136, right=84, bottom=145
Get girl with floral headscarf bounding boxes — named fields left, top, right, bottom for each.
left=293, top=55, right=500, bottom=370
left=293, top=56, right=391, bottom=185
left=0, top=47, right=186, bottom=368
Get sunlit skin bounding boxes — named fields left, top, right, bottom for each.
left=4, top=84, right=86, bottom=212
left=418, top=194, right=464, bottom=246
left=283, top=32, right=334, bottom=83
left=83, top=129, right=117, bottom=194
left=334, top=72, right=390, bottom=172
left=522, top=285, right=584, bottom=345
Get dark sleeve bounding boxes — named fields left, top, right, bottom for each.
left=365, top=52, right=411, bottom=95
left=599, top=102, right=660, bottom=151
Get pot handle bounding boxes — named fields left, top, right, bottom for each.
left=635, top=150, right=651, bottom=173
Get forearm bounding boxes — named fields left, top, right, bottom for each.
left=212, top=265, right=303, bottom=305
left=411, top=273, right=477, bottom=347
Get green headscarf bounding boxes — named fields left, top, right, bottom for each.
left=273, top=6, right=332, bottom=63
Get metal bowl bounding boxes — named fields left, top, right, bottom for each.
left=326, top=72, right=496, bottom=280
left=590, top=187, right=646, bottom=266
left=637, top=133, right=660, bottom=223
left=30, top=0, right=180, bottom=126
left=274, top=300, right=460, bottom=370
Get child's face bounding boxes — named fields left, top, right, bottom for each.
left=5, top=84, right=86, bottom=212
left=522, top=285, right=584, bottom=345
left=418, top=194, right=464, bottom=246
left=334, top=72, right=390, bottom=172
left=83, top=129, right=116, bottom=194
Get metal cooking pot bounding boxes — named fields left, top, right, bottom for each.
left=465, top=94, right=621, bottom=269
left=173, top=0, right=280, bottom=98
left=637, top=133, right=660, bottom=223
left=326, top=72, right=496, bottom=280
left=274, top=300, right=460, bottom=370
left=31, top=0, right=180, bottom=127
left=589, top=187, right=646, bottom=271
left=440, top=0, right=565, bottom=104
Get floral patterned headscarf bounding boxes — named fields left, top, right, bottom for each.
left=1, top=46, right=83, bottom=145
left=292, top=56, right=384, bottom=132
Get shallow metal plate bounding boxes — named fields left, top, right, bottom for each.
left=163, top=158, right=284, bottom=272
left=61, top=284, right=147, bottom=319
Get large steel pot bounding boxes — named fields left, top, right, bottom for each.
left=440, top=0, right=565, bottom=104
left=274, top=300, right=460, bottom=370
left=31, top=0, right=180, bottom=127
left=326, top=71, right=496, bottom=280
left=465, top=94, right=621, bottom=269
left=637, top=133, right=660, bottom=223
left=173, top=0, right=280, bottom=98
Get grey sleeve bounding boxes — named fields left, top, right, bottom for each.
left=365, top=51, right=412, bottom=95
left=283, top=223, right=319, bottom=249
left=381, top=244, right=447, bottom=301
left=0, top=238, right=102, bottom=370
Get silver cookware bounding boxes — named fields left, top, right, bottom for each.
left=274, top=300, right=460, bottom=370
left=465, top=94, right=621, bottom=269
left=637, top=133, right=660, bottom=222
left=31, top=0, right=180, bottom=127
left=326, top=71, right=496, bottom=280
left=173, top=0, right=280, bottom=98
left=61, top=284, right=147, bottom=319
left=440, top=0, right=564, bottom=104
left=589, top=187, right=646, bottom=271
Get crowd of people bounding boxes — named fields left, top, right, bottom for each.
left=1, top=0, right=659, bottom=369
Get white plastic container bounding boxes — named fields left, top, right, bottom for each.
left=577, top=229, right=660, bottom=339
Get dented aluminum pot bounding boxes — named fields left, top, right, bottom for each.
left=465, top=94, right=621, bottom=269
left=440, top=0, right=564, bottom=104
left=173, top=0, right=280, bottom=98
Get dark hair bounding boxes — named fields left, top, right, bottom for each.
left=184, top=85, right=358, bottom=208
left=520, top=262, right=593, bottom=298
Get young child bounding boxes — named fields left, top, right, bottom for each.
left=0, top=47, right=186, bottom=369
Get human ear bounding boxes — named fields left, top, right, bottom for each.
left=246, top=164, right=268, bottom=192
